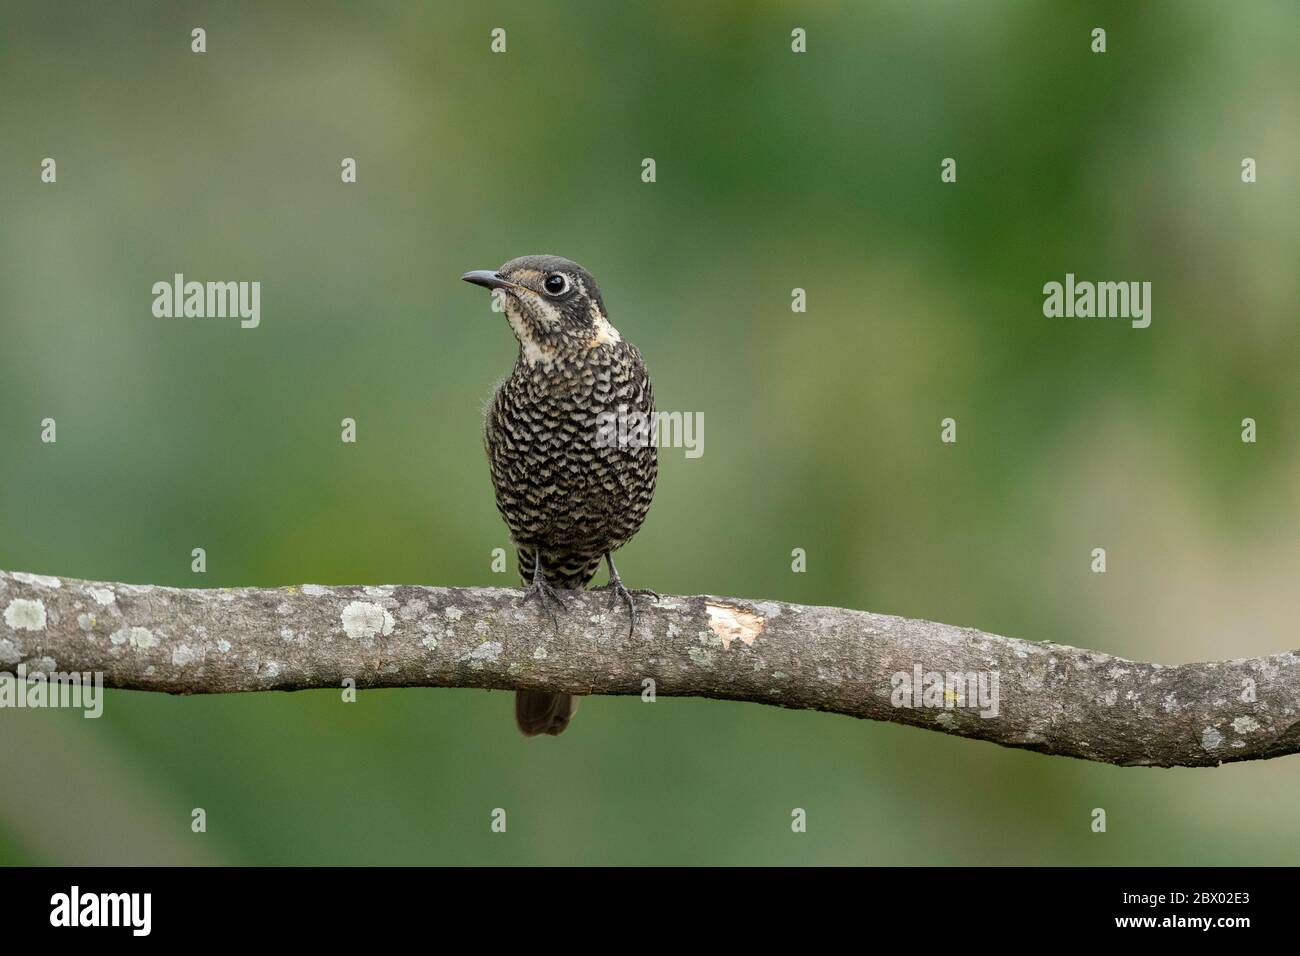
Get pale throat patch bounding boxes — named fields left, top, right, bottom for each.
left=577, top=276, right=620, bottom=348
left=587, top=303, right=621, bottom=347
left=504, top=294, right=557, bottom=365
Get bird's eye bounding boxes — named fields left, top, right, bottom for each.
left=543, top=274, right=569, bottom=296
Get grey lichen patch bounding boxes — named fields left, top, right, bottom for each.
left=1231, top=716, right=1261, bottom=734
left=0, top=639, right=21, bottom=665
left=467, top=641, right=502, bottom=665
left=706, top=602, right=765, bottom=650
left=77, top=613, right=95, bottom=632
left=421, top=635, right=439, bottom=650
left=110, top=625, right=159, bottom=650
left=302, top=584, right=331, bottom=597
left=533, top=645, right=548, bottom=660
left=400, top=599, right=428, bottom=621
left=4, top=598, right=47, bottom=632
left=696, top=629, right=723, bottom=650
left=217, top=639, right=232, bottom=652
left=1254, top=659, right=1282, bottom=680
left=12, top=572, right=61, bottom=588
left=88, top=587, right=116, bottom=606
left=340, top=601, right=395, bottom=642
left=934, top=712, right=958, bottom=730
left=1201, top=726, right=1224, bottom=750
left=687, top=646, right=714, bottom=667
left=172, top=644, right=202, bottom=666
left=443, top=607, right=464, bottom=622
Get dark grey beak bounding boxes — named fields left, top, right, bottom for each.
left=461, top=269, right=513, bottom=291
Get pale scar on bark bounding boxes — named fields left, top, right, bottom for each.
left=706, top=602, right=765, bottom=650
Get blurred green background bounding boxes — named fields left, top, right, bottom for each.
left=2, top=0, right=1298, bottom=865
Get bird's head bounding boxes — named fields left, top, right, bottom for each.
left=462, top=255, right=621, bottom=362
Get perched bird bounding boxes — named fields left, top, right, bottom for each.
left=463, top=255, right=658, bottom=736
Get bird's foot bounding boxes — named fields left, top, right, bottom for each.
left=519, top=573, right=568, bottom=633
left=591, top=579, right=659, bottom=637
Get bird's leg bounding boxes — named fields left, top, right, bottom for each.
left=592, top=553, right=659, bottom=637
left=518, top=550, right=567, bottom=632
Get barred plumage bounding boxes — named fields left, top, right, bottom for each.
left=465, top=255, right=658, bottom=736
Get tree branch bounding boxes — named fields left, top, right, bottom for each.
left=2, top=567, right=1296, bottom=767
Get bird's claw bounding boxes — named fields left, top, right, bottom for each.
left=592, top=580, right=658, bottom=637
left=519, top=578, right=568, bottom=633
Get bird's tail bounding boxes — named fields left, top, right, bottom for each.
left=515, top=690, right=579, bottom=736
left=514, top=546, right=601, bottom=737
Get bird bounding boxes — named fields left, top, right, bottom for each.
left=462, top=255, right=658, bottom=736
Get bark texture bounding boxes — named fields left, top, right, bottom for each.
left=2, top=568, right=1298, bottom=768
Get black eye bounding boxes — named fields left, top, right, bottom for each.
left=543, top=274, right=569, bottom=296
